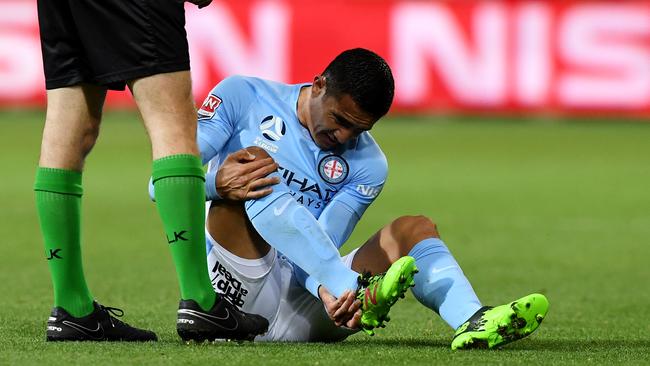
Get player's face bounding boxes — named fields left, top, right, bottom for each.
left=307, top=76, right=377, bottom=150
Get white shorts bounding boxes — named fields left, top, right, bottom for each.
left=206, top=230, right=360, bottom=342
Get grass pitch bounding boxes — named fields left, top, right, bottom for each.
left=1, top=110, right=649, bottom=364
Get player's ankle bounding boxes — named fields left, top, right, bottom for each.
left=185, top=292, right=217, bottom=312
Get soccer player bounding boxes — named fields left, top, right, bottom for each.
left=35, top=0, right=268, bottom=342
left=184, top=48, right=549, bottom=347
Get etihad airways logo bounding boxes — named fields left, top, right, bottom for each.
left=277, top=166, right=337, bottom=202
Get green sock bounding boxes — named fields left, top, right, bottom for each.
left=152, top=154, right=216, bottom=311
left=34, top=168, right=94, bottom=317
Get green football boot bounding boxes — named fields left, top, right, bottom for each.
left=451, top=293, right=549, bottom=350
left=356, top=256, right=418, bottom=336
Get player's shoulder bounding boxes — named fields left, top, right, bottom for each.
left=215, top=75, right=294, bottom=99
left=197, top=75, right=254, bottom=120
left=344, top=132, right=388, bottom=179
left=202, top=75, right=276, bottom=119
left=212, top=75, right=257, bottom=96
left=348, top=132, right=387, bottom=166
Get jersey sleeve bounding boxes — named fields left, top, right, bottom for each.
left=197, top=76, right=255, bottom=200
left=317, top=200, right=360, bottom=249
left=332, top=149, right=388, bottom=218
left=197, top=75, right=254, bottom=164
left=315, top=147, right=387, bottom=249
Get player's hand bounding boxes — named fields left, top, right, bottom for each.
left=185, top=0, right=212, bottom=9
left=319, top=287, right=362, bottom=330
left=216, top=148, right=280, bottom=201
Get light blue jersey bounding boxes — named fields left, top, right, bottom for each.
left=153, top=75, right=484, bottom=329
left=193, top=75, right=388, bottom=298
left=197, top=75, right=387, bottom=223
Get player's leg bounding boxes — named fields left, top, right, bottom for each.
left=352, top=215, right=548, bottom=349
left=70, top=0, right=214, bottom=309
left=129, top=71, right=214, bottom=310
left=36, top=0, right=158, bottom=342
left=130, top=72, right=269, bottom=341
left=35, top=85, right=106, bottom=318
left=352, top=215, right=482, bottom=329
left=226, top=147, right=417, bottom=335
left=37, top=86, right=158, bottom=342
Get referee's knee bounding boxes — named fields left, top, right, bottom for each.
left=80, top=123, right=100, bottom=157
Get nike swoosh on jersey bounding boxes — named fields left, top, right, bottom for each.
left=62, top=320, right=105, bottom=339
left=177, top=309, right=239, bottom=331
left=273, top=197, right=293, bottom=216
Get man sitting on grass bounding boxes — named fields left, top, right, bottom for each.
left=151, top=48, right=549, bottom=347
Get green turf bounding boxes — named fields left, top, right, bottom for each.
left=1, top=110, right=649, bottom=364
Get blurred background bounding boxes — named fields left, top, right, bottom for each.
left=2, top=0, right=650, bottom=116
left=1, top=1, right=649, bottom=363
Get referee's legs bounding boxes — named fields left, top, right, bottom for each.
left=129, top=71, right=216, bottom=311
left=35, top=85, right=106, bottom=317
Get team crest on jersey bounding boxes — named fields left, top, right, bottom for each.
left=318, top=155, right=349, bottom=184
left=198, top=95, right=222, bottom=120
left=260, top=115, right=286, bottom=141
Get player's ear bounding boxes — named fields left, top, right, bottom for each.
left=312, top=75, right=325, bottom=96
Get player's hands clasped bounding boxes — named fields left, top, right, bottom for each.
left=319, top=287, right=362, bottom=330
left=185, top=0, right=212, bottom=9
left=216, top=148, right=280, bottom=201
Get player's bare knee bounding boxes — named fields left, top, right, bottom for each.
left=391, top=215, right=440, bottom=253
left=80, top=123, right=100, bottom=157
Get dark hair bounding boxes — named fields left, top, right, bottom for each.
left=322, top=48, right=395, bottom=120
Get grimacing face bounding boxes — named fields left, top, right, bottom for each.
left=307, top=76, right=377, bottom=150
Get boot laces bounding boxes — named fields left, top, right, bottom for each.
left=99, top=305, right=127, bottom=328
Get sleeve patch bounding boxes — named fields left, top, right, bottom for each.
left=356, top=184, right=383, bottom=199
left=198, top=95, right=222, bottom=120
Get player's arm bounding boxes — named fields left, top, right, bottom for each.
left=299, top=152, right=389, bottom=297
left=240, top=148, right=368, bottom=299
left=319, top=287, right=362, bottom=329
left=320, top=144, right=389, bottom=247
left=197, top=77, right=281, bottom=201
left=150, top=76, right=278, bottom=201
left=294, top=152, right=387, bottom=329
left=206, top=149, right=279, bottom=201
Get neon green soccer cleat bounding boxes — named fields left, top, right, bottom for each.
left=356, top=256, right=418, bottom=336
left=451, top=293, right=549, bottom=350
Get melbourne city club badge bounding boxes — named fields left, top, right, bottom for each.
left=318, top=155, right=349, bottom=184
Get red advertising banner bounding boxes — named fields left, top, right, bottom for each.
left=1, top=0, right=649, bottom=116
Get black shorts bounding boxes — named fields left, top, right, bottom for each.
left=37, top=0, right=190, bottom=91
